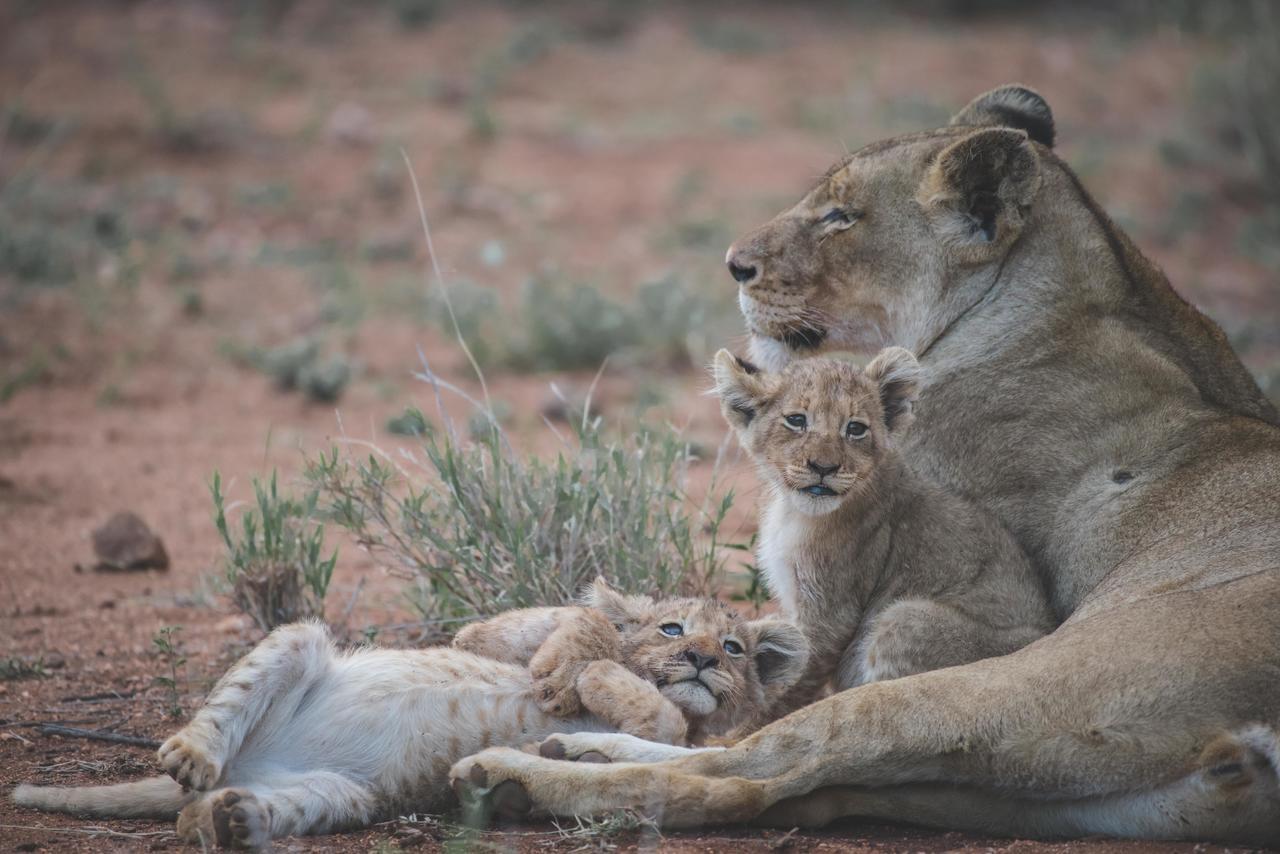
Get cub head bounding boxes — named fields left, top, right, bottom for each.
left=713, top=347, right=921, bottom=515
left=725, top=84, right=1051, bottom=369
left=583, top=578, right=808, bottom=728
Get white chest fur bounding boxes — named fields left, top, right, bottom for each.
left=757, top=495, right=805, bottom=619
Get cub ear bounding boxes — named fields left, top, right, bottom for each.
left=864, top=347, right=921, bottom=432
left=712, top=348, right=774, bottom=430
left=745, top=619, right=809, bottom=688
left=950, top=84, right=1054, bottom=148
left=581, top=577, right=652, bottom=628
left=920, top=127, right=1042, bottom=263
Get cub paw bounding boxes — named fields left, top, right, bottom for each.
left=159, top=733, right=222, bottom=791
left=531, top=667, right=584, bottom=717
left=450, top=755, right=533, bottom=825
left=210, top=789, right=270, bottom=850
left=538, top=736, right=612, bottom=763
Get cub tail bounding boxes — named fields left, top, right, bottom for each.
left=12, top=775, right=191, bottom=819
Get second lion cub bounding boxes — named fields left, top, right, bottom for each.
left=714, top=347, right=1054, bottom=727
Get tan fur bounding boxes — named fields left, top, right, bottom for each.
left=13, top=582, right=805, bottom=848
left=712, top=349, right=1053, bottom=732
left=449, top=85, right=1280, bottom=845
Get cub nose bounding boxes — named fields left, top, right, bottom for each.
left=683, top=649, right=719, bottom=671
left=725, top=247, right=760, bottom=285
left=807, top=460, right=840, bottom=477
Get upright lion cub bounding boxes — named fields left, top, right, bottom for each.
left=714, top=348, right=1054, bottom=727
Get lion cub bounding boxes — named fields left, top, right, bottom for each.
left=14, top=579, right=806, bottom=848
left=714, top=348, right=1054, bottom=726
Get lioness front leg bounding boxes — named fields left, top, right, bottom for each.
left=450, top=584, right=1278, bottom=836
left=160, top=622, right=333, bottom=792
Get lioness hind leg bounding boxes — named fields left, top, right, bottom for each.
left=161, top=622, right=333, bottom=791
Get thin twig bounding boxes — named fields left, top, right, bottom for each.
left=0, top=823, right=174, bottom=840
left=401, top=148, right=494, bottom=418
left=57, top=689, right=138, bottom=703
left=34, top=724, right=160, bottom=749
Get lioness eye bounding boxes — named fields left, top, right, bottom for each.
left=784, top=413, right=807, bottom=430
left=820, top=208, right=859, bottom=229
left=659, top=623, right=683, bottom=637
left=723, top=639, right=744, bottom=656
left=845, top=420, right=868, bottom=439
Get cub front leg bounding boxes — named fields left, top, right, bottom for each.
left=453, top=606, right=580, bottom=665
left=842, top=598, right=1043, bottom=686
left=159, top=622, right=333, bottom=792
left=575, top=660, right=688, bottom=745
left=528, top=609, right=620, bottom=717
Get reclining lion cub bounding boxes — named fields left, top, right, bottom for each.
left=712, top=348, right=1053, bottom=732
left=13, top=580, right=806, bottom=848
left=449, top=85, right=1280, bottom=844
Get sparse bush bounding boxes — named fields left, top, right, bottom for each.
left=426, top=275, right=727, bottom=373
left=0, top=656, right=49, bottom=681
left=306, top=403, right=734, bottom=622
left=386, top=406, right=433, bottom=437
left=212, top=471, right=338, bottom=632
left=248, top=337, right=353, bottom=403
left=151, top=626, right=187, bottom=719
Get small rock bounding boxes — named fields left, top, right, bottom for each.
left=91, top=512, right=169, bottom=572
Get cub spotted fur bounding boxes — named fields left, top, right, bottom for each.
left=13, top=580, right=806, bottom=848
left=713, top=347, right=1054, bottom=727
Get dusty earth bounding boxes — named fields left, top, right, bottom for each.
left=2, top=2, right=1278, bottom=852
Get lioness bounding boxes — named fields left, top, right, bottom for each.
left=449, top=85, right=1280, bottom=844
left=13, top=580, right=806, bottom=848
left=712, top=347, right=1052, bottom=732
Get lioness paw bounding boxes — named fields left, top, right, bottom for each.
left=159, top=733, right=222, bottom=791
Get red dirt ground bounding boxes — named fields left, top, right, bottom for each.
left=2, top=3, right=1277, bottom=852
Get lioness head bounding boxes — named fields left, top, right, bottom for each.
left=713, top=347, right=921, bottom=516
left=583, top=578, right=808, bottom=724
left=725, top=84, right=1053, bottom=369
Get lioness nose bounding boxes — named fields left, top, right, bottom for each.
left=725, top=247, right=760, bottom=285
left=684, top=649, right=719, bottom=670
left=808, top=460, right=840, bottom=477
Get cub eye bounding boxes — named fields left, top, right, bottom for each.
left=659, top=623, right=683, bottom=637
left=820, top=208, right=859, bottom=230
left=723, top=639, right=744, bottom=656
left=845, top=420, right=869, bottom=439
left=784, top=413, right=807, bottom=430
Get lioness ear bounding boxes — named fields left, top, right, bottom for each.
left=950, top=84, right=1055, bottom=148
left=712, top=348, right=774, bottom=430
left=581, top=577, right=652, bottom=627
left=921, top=127, right=1042, bottom=263
left=745, top=619, right=809, bottom=688
left=864, top=347, right=921, bottom=432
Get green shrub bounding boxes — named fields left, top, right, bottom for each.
left=306, top=411, right=734, bottom=622
left=211, top=471, right=337, bottom=632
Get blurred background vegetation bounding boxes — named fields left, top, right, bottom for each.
left=1, top=0, right=1278, bottom=631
